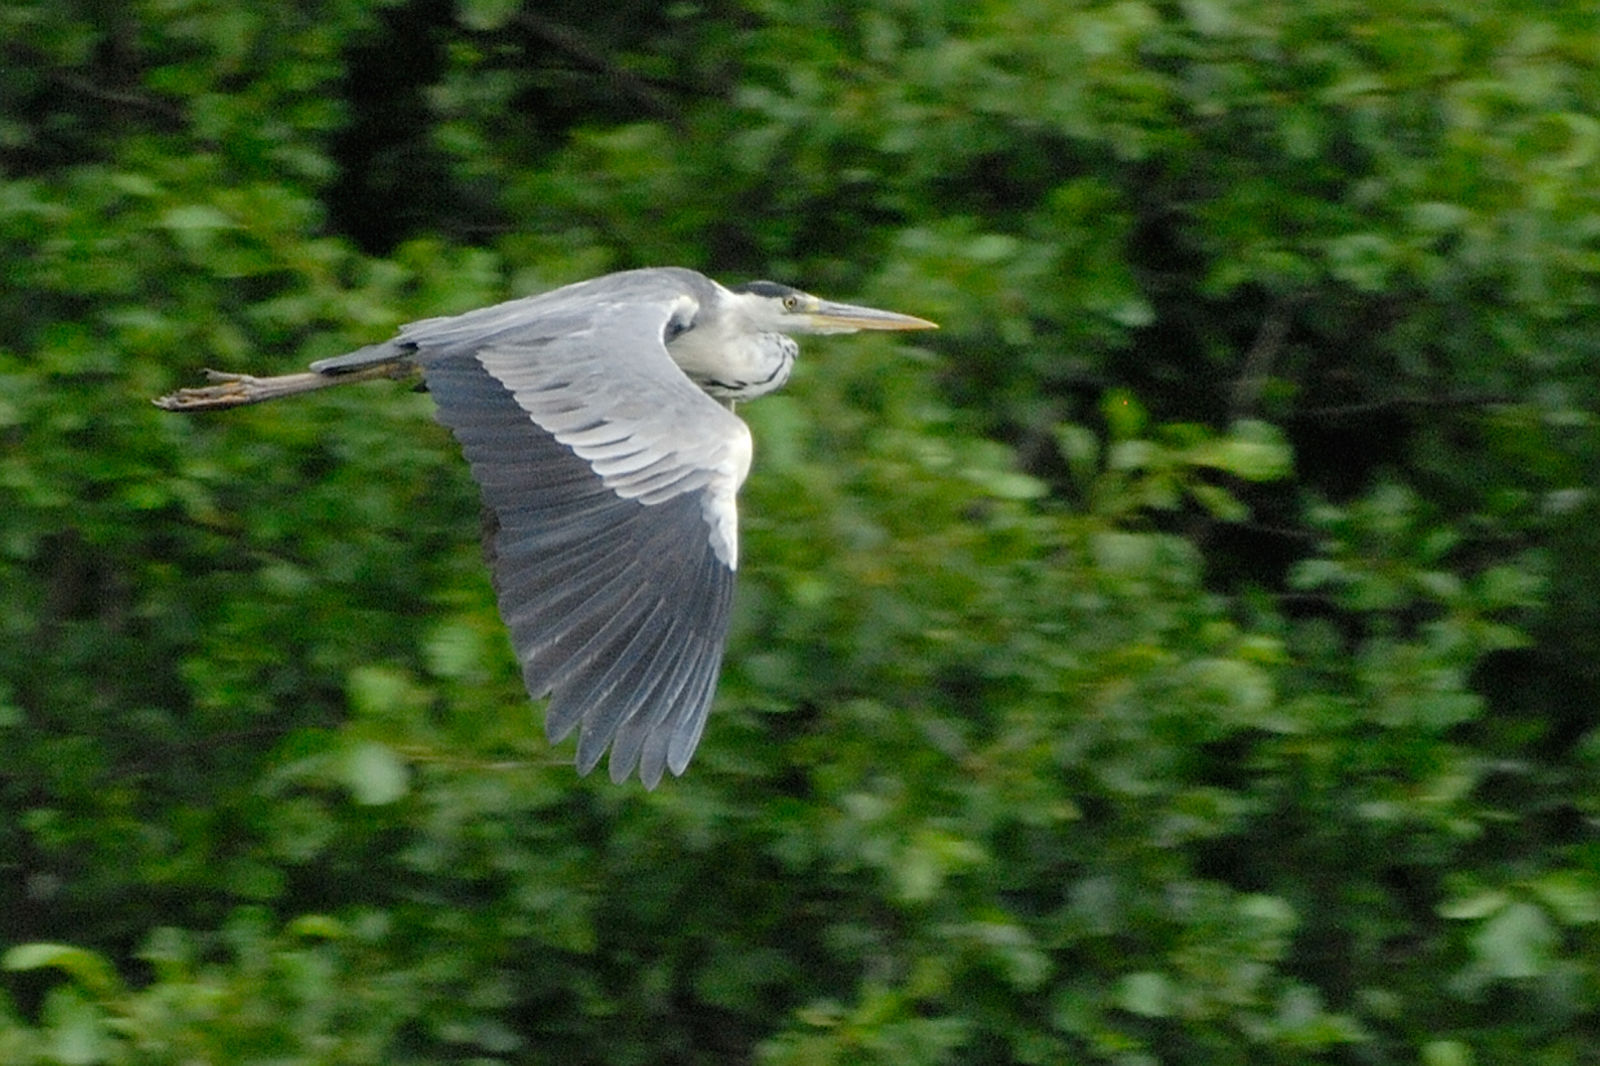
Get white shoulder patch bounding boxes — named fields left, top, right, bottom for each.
left=666, top=293, right=700, bottom=333
left=701, top=420, right=753, bottom=569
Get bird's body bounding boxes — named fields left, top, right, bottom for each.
left=156, top=267, right=935, bottom=787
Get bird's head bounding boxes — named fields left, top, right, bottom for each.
left=728, top=280, right=939, bottom=336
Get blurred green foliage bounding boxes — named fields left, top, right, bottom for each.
left=3, top=0, right=1598, bottom=1062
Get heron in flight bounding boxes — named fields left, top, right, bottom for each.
left=156, top=267, right=936, bottom=787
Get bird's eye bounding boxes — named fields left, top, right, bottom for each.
left=782, top=294, right=801, bottom=311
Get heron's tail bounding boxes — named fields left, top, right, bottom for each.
left=153, top=360, right=415, bottom=411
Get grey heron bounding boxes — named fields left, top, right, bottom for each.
left=155, top=267, right=936, bottom=787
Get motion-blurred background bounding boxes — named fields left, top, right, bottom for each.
left=2, top=2, right=1597, bottom=1062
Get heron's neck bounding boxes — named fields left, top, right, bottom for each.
left=668, top=325, right=797, bottom=401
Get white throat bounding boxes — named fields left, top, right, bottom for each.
left=667, top=290, right=798, bottom=401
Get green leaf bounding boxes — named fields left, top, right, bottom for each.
left=1102, top=389, right=1146, bottom=439
left=1185, top=656, right=1275, bottom=722
left=969, top=467, right=1048, bottom=500
left=286, top=914, right=346, bottom=939
left=1053, top=422, right=1100, bottom=483
left=158, top=203, right=233, bottom=231
left=424, top=618, right=490, bottom=680
left=340, top=741, right=409, bottom=806
left=458, top=0, right=523, bottom=30
left=1528, top=871, right=1600, bottom=926
left=346, top=665, right=429, bottom=719
left=1106, top=438, right=1157, bottom=472
left=1471, top=902, right=1557, bottom=979
left=1222, top=420, right=1293, bottom=480
left=1422, top=1040, right=1475, bottom=1066
left=1439, top=889, right=1509, bottom=921
left=1118, top=971, right=1172, bottom=1017
left=3, top=944, right=121, bottom=998
left=1187, top=421, right=1293, bottom=481
left=41, top=987, right=110, bottom=1066
left=1190, top=481, right=1248, bottom=521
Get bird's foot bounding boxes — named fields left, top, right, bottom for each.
left=152, top=369, right=327, bottom=411
left=152, top=371, right=255, bottom=411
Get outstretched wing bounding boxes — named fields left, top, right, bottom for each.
left=405, top=270, right=751, bottom=787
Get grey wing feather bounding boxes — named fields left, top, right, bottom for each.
left=411, top=270, right=749, bottom=786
